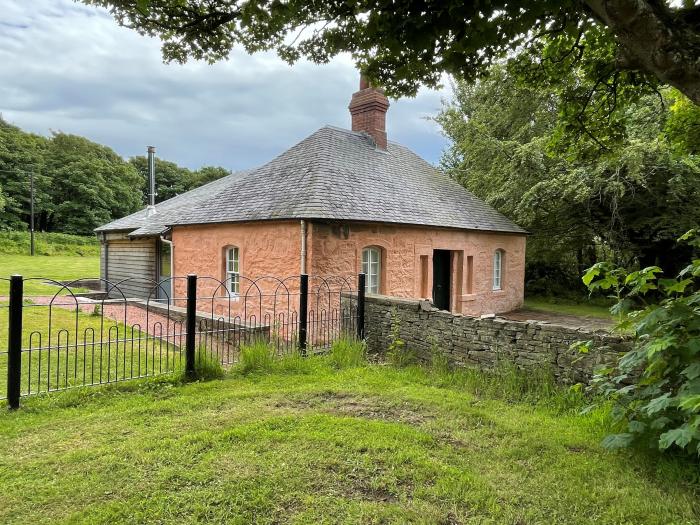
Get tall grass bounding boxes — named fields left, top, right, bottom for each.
left=174, top=347, right=225, bottom=382
left=327, top=338, right=366, bottom=369
left=0, top=231, right=99, bottom=256
left=239, top=340, right=276, bottom=374
left=426, top=359, right=591, bottom=413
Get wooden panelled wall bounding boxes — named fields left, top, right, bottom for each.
left=100, top=233, right=157, bottom=298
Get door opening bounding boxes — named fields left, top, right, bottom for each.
left=157, top=239, right=172, bottom=302
left=432, top=250, right=451, bottom=311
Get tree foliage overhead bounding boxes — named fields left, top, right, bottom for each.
left=83, top=0, right=700, bottom=107
left=0, top=118, right=231, bottom=235
left=436, top=65, right=700, bottom=294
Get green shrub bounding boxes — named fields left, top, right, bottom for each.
left=580, top=230, right=700, bottom=456
left=239, top=340, right=276, bottom=374
left=328, top=337, right=366, bottom=369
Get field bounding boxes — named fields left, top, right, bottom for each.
left=0, top=359, right=698, bottom=525
left=523, top=296, right=614, bottom=320
left=0, top=249, right=171, bottom=397
left=0, top=231, right=99, bottom=257
left=0, top=254, right=100, bottom=296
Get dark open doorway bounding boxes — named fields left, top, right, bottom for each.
left=432, top=250, right=451, bottom=311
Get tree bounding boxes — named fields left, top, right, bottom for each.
left=129, top=156, right=192, bottom=203
left=0, top=118, right=51, bottom=231
left=189, top=166, right=231, bottom=187
left=44, top=133, right=143, bottom=235
left=435, top=65, right=700, bottom=294
left=83, top=0, right=700, bottom=106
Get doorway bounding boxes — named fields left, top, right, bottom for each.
left=432, top=250, right=451, bottom=311
left=156, top=239, right=172, bottom=302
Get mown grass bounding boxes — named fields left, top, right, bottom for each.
left=0, top=342, right=697, bottom=525
left=0, top=254, right=100, bottom=296
left=524, top=295, right=614, bottom=319
left=0, top=230, right=99, bottom=257
left=0, top=302, right=182, bottom=397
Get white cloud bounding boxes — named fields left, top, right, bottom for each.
left=0, top=0, right=450, bottom=170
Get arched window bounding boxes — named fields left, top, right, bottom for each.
left=493, top=250, right=504, bottom=290
left=226, top=246, right=240, bottom=294
left=362, top=246, right=382, bottom=294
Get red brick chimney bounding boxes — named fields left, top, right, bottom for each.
left=348, top=76, right=390, bottom=150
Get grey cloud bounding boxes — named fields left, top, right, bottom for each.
left=0, top=0, right=449, bottom=170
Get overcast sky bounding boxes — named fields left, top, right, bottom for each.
left=0, top=0, right=451, bottom=171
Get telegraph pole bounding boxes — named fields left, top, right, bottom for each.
left=29, top=171, right=35, bottom=256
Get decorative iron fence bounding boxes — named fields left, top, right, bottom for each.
left=1, top=273, right=366, bottom=408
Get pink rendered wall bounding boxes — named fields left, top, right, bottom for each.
left=309, top=222, right=526, bottom=316
left=171, top=221, right=302, bottom=309
left=170, top=220, right=526, bottom=316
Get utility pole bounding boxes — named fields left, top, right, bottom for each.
left=29, top=171, right=35, bottom=256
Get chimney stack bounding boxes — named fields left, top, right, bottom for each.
left=348, top=76, right=390, bottom=150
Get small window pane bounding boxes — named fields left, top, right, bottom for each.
left=362, top=247, right=381, bottom=294
left=226, top=246, right=240, bottom=294
left=493, top=251, right=503, bottom=290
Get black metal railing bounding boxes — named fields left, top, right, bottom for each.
left=1, top=273, right=366, bottom=408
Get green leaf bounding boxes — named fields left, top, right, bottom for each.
left=678, top=395, right=700, bottom=412
left=628, top=420, right=646, bottom=433
left=682, top=363, right=700, bottom=380
left=650, top=416, right=672, bottom=429
left=643, top=393, right=673, bottom=415
left=659, top=425, right=698, bottom=450
left=601, top=433, right=635, bottom=450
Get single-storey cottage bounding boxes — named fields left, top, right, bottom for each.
left=95, top=79, right=527, bottom=315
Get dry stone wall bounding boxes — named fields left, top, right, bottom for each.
left=363, top=294, right=630, bottom=384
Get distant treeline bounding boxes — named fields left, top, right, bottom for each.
left=0, top=118, right=231, bottom=235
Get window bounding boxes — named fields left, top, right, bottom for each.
left=493, top=250, right=503, bottom=290
left=226, top=247, right=240, bottom=294
left=362, top=247, right=381, bottom=294
left=466, top=255, right=474, bottom=294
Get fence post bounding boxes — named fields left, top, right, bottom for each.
left=298, top=274, right=308, bottom=356
left=7, top=275, right=23, bottom=409
left=185, top=274, right=197, bottom=377
left=357, top=273, right=366, bottom=340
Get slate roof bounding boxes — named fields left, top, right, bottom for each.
left=96, top=126, right=526, bottom=236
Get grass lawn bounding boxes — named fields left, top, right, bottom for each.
left=0, top=254, right=177, bottom=397
left=0, top=360, right=697, bottom=525
left=523, top=296, right=614, bottom=320
left=0, top=254, right=100, bottom=296
left=0, top=302, right=182, bottom=397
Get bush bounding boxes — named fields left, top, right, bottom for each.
left=581, top=230, right=700, bottom=456
left=239, top=340, right=276, bottom=374
left=328, top=337, right=366, bottom=369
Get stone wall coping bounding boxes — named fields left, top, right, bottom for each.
left=359, top=292, right=618, bottom=338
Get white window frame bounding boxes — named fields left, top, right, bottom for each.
left=362, top=247, right=381, bottom=294
left=493, top=250, right=503, bottom=291
left=226, top=246, right=240, bottom=295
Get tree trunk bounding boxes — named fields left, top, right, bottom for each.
left=584, top=0, right=700, bottom=104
